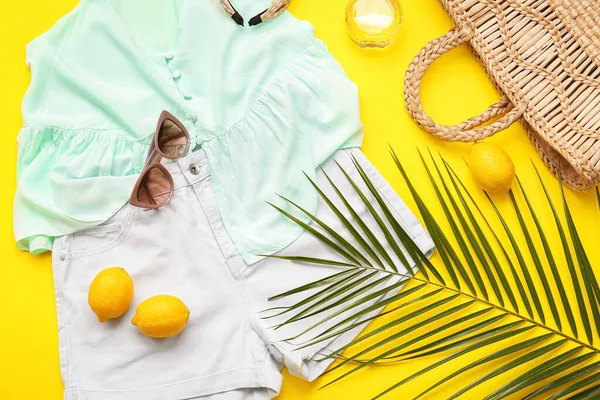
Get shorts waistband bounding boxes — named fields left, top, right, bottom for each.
left=164, top=148, right=210, bottom=189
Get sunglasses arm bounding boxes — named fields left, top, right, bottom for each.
left=144, top=141, right=158, bottom=169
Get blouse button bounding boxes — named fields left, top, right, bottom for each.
left=165, top=52, right=175, bottom=61
left=186, top=113, right=197, bottom=122
left=172, top=70, right=182, bottom=79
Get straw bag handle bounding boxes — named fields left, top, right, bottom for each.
left=405, top=28, right=527, bottom=141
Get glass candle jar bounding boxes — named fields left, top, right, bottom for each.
left=346, top=0, right=403, bottom=48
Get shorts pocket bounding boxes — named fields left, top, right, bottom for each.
left=66, top=203, right=138, bottom=259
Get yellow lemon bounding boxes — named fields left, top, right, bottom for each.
left=88, top=267, right=134, bottom=322
left=468, top=142, right=515, bottom=193
left=131, top=295, right=190, bottom=338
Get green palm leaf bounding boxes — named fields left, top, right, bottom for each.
left=522, top=358, right=600, bottom=399
left=547, top=370, right=600, bottom=400
left=445, top=162, right=531, bottom=315
left=487, top=348, right=592, bottom=399
left=267, top=201, right=361, bottom=265
left=336, top=162, right=408, bottom=274
left=371, top=326, right=536, bottom=399
left=508, top=186, right=561, bottom=328
left=272, top=270, right=381, bottom=329
left=304, top=171, right=386, bottom=268
left=322, top=167, right=397, bottom=271
left=419, top=150, right=485, bottom=297
left=263, top=148, right=600, bottom=399
left=368, top=307, right=497, bottom=364
left=515, top=175, right=576, bottom=335
left=559, top=175, right=600, bottom=339
left=533, top=163, right=593, bottom=343
left=441, top=159, right=514, bottom=309
left=413, top=332, right=558, bottom=399
left=486, top=191, right=545, bottom=322
left=324, top=297, right=475, bottom=371
left=273, top=272, right=392, bottom=330
left=302, top=285, right=436, bottom=353
left=447, top=339, right=567, bottom=399
left=349, top=156, right=444, bottom=283
left=426, top=150, right=498, bottom=301
left=568, top=383, right=600, bottom=399
left=320, top=293, right=461, bottom=372
left=386, top=314, right=513, bottom=362
left=276, top=193, right=375, bottom=269
left=390, top=149, right=461, bottom=288
left=280, top=276, right=410, bottom=340
left=264, top=268, right=366, bottom=321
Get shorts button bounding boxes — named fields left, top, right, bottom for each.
left=189, top=163, right=201, bottom=175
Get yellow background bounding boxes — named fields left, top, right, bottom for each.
left=2, top=0, right=599, bottom=399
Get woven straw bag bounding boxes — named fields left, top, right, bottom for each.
left=405, top=0, right=600, bottom=190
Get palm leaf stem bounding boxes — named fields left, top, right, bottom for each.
left=273, top=260, right=600, bottom=368
left=409, top=276, right=600, bottom=354
left=276, top=258, right=600, bottom=356
left=266, top=152, right=600, bottom=398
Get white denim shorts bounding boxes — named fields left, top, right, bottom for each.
left=52, top=148, right=434, bottom=400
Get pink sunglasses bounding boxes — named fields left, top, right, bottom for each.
left=130, top=111, right=190, bottom=209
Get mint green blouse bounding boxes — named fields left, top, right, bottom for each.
left=15, top=0, right=363, bottom=263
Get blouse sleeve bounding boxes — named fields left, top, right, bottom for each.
left=15, top=3, right=152, bottom=254
left=14, top=126, right=147, bottom=253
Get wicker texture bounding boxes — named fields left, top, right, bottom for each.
left=405, top=0, right=600, bottom=190
left=551, top=0, right=600, bottom=66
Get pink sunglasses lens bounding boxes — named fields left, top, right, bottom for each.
left=135, top=166, right=173, bottom=207
left=158, top=119, right=189, bottom=159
